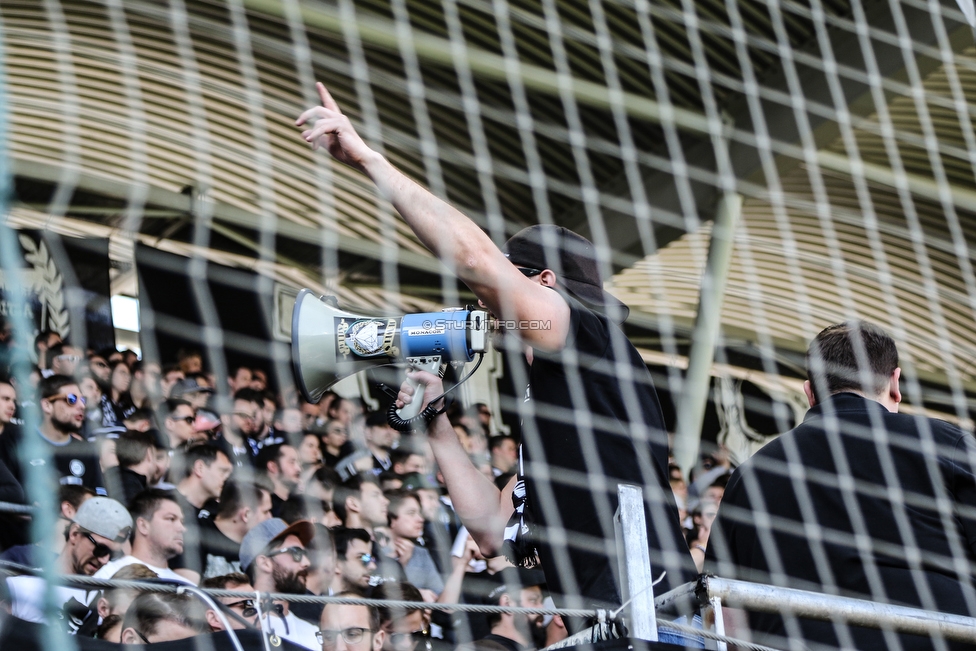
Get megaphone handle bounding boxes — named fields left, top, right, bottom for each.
left=396, top=357, right=443, bottom=421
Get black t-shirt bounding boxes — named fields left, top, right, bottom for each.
left=708, top=393, right=976, bottom=650
left=10, top=429, right=107, bottom=495
left=513, top=292, right=696, bottom=607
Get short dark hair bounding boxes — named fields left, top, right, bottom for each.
left=233, top=388, right=263, bottom=406
left=806, top=321, right=898, bottom=402
left=123, top=407, right=154, bottom=426
left=332, top=527, right=372, bottom=559
left=333, top=473, right=379, bottom=523
left=255, top=443, right=286, bottom=475
left=370, top=582, right=423, bottom=627
left=386, top=489, right=421, bottom=525
left=488, top=434, right=516, bottom=452
left=324, top=594, right=381, bottom=632
left=59, top=484, right=96, bottom=512
left=216, top=479, right=269, bottom=519
left=201, top=572, right=250, bottom=590
left=176, top=442, right=227, bottom=479
left=38, top=374, right=79, bottom=401
left=121, top=592, right=208, bottom=638
left=128, top=489, right=179, bottom=528
left=116, top=430, right=157, bottom=468
left=160, top=398, right=192, bottom=421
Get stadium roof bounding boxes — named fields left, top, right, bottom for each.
left=3, top=0, right=976, bottom=413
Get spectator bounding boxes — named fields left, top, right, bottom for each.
left=319, top=599, right=385, bottom=651
left=129, top=360, right=162, bottom=410
left=174, top=442, right=233, bottom=522
left=327, top=397, right=356, bottom=428
left=44, top=342, right=82, bottom=379
left=227, top=365, right=253, bottom=395
left=172, top=374, right=213, bottom=411
left=364, top=411, right=398, bottom=474
left=331, top=527, right=377, bottom=596
left=94, top=563, right=160, bottom=623
left=295, top=431, right=324, bottom=471
left=104, top=360, right=136, bottom=426
left=335, top=473, right=389, bottom=540
left=371, top=582, right=428, bottom=651
left=225, top=388, right=266, bottom=461
left=105, top=429, right=158, bottom=507
left=159, top=398, right=199, bottom=450
left=19, top=375, right=105, bottom=493
left=319, top=419, right=351, bottom=468
left=391, top=447, right=427, bottom=477
left=274, top=407, right=304, bottom=437
left=290, top=523, right=337, bottom=625
left=256, top=443, right=302, bottom=515
left=239, top=518, right=319, bottom=647
left=176, top=348, right=203, bottom=375
left=191, top=479, right=273, bottom=579
left=0, top=378, right=17, bottom=438
left=709, top=321, right=976, bottom=650
left=386, top=489, right=442, bottom=599
left=686, top=498, right=718, bottom=573
left=305, top=466, right=343, bottom=527
left=122, top=407, right=153, bottom=432
left=0, top=485, right=95, bottom=563
left=5, top=497, right=131, bottom=629
left=119, top=592, right=209, bottom=644
left=479, top=570, right=546, bottom=651
left=401, top=473, right=459, bottom=574
left=94, top=489, right=192, bottom=584
left=487, top=435, right=517, bottom=478
left=159, top=365, right=184, bottom=400
left=87, top=352, right=111, bottom=384
left=200, top=572, right=258, bottom=631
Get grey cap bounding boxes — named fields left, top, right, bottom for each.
left=74, top=497, right=133, bottom=543
left=239, top=518, right=315, bottom=572
left=171, top=377, right=214, bottom=396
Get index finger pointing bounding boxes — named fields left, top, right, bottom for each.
left=317, top=82, right=340, bottom=112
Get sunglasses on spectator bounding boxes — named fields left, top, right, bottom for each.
left=224, top=599, right=258, bottom=618
left=357, top=553, right=376, bottom=566
left=267, top=546, right=309, bottom=563
left=317, top=627, right=372, bottom=647
left=134, top=630, right=151, bottom=644
left=48, top=393, right=86, bottom=407
left=83, top=531, right=123, bottom=561
left=390, top=630, right=429, bottom=649
left=517, top=267, right=543, bottom=277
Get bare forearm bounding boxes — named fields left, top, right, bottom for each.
left=361, top=153, right=506, bottom=291
left=425, top=414, right=509, bottom=555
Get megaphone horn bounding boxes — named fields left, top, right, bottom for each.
left=291, top=290, right=489, bottom=424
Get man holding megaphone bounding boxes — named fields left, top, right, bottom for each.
left=296, top=83, right=697, bottom=622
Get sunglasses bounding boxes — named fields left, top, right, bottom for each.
left=267, top=546, right=309, bottom=563
left=134, top=629, right=152, bottom=644
left=390, top=630, right=429, bottom=649
left=517, top=267, right=543, bottom=277
left=357, top=553, right=376, bottom=566
left=317, top=627, right=371, bottom=647
left=224, top=599, right=258, bottom=618
left=49, top=393, right=87, bottom=407
left=83, top=532, right=123, bottom=561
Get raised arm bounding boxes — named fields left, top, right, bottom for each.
left=297, top=83, right=569, bottom=352
left=396, top=369, right=513, bottom=556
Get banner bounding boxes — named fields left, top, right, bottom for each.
left=0, top=231, right=114, bottom=356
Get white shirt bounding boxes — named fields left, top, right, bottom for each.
left=92, top=555, right=194, bottom=584
left=5, top=575, right=96, bottom=630
left=261, top=610, right=320, bottom=650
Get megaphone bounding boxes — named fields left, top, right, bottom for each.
left=291, top=289, right=489, bottom=422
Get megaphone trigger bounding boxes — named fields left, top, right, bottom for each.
left=395, top=356, right=442, bottom=422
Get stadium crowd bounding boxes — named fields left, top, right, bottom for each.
left=0, top=332, right=573, bottom=650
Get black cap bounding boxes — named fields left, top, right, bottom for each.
left=503, top=225, right=629, bottom=323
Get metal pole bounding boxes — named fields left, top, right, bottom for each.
left=614, top=484, right=658, bottom=641
left=703, top=576, right=976, bottom=643
left=709, top=596, right=727, bottom=651
left=673, top=192, right=743, bottom=479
